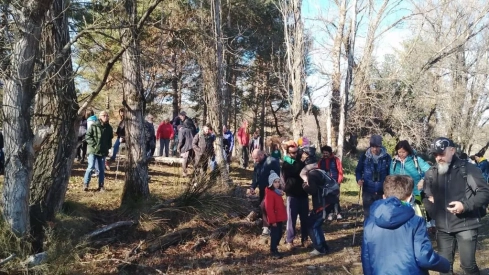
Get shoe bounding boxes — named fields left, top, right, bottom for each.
left=271, top=251, right=282, bottom=259
left=309, top=249, right=326, bottom=257
left=97, top=187, right=106, bottom=192
left=80, top=159, right=85, bottom=164
left=336, top=213, right=343, bottom=220
left=105, top=161, right=110, bottom=171
left=262, top=227, right=270, bottom=236
left=82, top=184, right=88, bottom=192
left=327, top=213, right=334, bottom=221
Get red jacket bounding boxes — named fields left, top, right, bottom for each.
left=237, top=126, right=250, bottom=146
left=156, top=122, right=174, bottom=139
left=264, top=188, right=287, bottom=224
left=317, top=156, right=344, bottom=184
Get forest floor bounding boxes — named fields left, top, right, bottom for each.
left=2, top=158, right=489, bottom=275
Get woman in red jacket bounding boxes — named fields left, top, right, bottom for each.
left=265, top=171, right=287, bottom=259
left=156, top=119, right=174, bottom=157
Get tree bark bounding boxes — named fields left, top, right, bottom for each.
left=120, top=0, right=150, bottom=205
left=30, top=0, right=78, bottom=252
left=2, top=0, right=54, bottom=237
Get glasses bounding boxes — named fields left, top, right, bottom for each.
left=101, top=115, right=108, bottom=117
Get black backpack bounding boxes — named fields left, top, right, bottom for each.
left=305, top=168, right=340, bottom=218
left=460, top=162, right=487, bottom=218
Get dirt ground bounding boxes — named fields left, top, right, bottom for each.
left=45, top=160, right=489, bottom=274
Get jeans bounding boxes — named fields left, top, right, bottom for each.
left=240, top=146, right=249, bottom=168
left=159, top=139, right=170, bottom=157
left=308, top=211, right=327, bottom=253
left=110, top=138, right=122, bottom=161
left=270, top=222, right=283, bottom=253
left=437, top=229, right=480, bottom=275
left=362, top=191, right=383, bottom=218
left=83, top=154, right=105, bottom=188
left=286, top=196, right=309, bottom=243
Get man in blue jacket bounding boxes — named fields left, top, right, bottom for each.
left=249, top=149, right=280, bottom=235
left=355, top=135, right=392, bottom=217
left=474, top=153, right=489, bottom=182
left=362, top=175, right=450, bottom=275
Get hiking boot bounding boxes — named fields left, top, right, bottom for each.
left=105, top=161, right=110, bottom=171
left=309, top=249, right=326, bottom=257
left=82, top=184, right=88, bottom=192
left=97, top=187, right=106, bottom=192
left=271, top=251, right=282, bottom=259
left=336, top=213, right=343, bottom=220
left=327, top=213, right=334, bottom=221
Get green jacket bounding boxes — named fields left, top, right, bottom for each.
left=86, top=120, right=113, bottom=156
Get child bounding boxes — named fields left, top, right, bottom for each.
left=361, top=175, right=449, bottom=275
left=264, top=171, right=287, bottom=259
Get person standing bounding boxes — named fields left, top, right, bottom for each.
left=282, top=144, right=308, bottom=249
left=249, top=149, right=281, bottom=235
left=192, top=123, right=215, bottom=173
left=177, top=120, right=194, bottom=177
left=83, top=111, right=113, bottom=192
left=222, top=125, right=234, bottom=164
left=474, top=153, right=489, bottom=182
left=318, top=145, right=344, bottom=220
left=237, top=120, right=250, bottom=169
left=264, top=171, right=287, bottom=259
left=106, top=108, right=126, bottom=169
left=249, top=130, right=263, bottom=151
left=76, top=108, right=94, bottom=163
left=423, top=137, right=489, bottom=275
left=156, top=118, right=174, bottom=157
left=144, top=114, right=156, bottom=158
left=355, top=135, right=392, bottom=217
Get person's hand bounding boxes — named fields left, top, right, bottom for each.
left=357, top=179, right=364, bottom=186
left=271, top=223, right=277, bottom=227
left=417, top=179, right=424, bottom=191
left=428, top=196, right=434, bottom=203
left=249, top=188, right=256, bottom=195
left=120, top=137, right=125, bottom=142
left=447, top=201, right=464, bottom=215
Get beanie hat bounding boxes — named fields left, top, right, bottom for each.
left=268, top=171, right=280, bottom=187
left=370, top=135, right=382, bottom=147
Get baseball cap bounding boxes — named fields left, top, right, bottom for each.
left=179, top=111, right=186, bottom=116
left=429, top=137, right=455, bottom=154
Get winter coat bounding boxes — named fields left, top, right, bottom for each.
left=78, top=118, right=88, bottom=138
left=302, top=168, right=339, bottom=212
left=477, top=158, right=489, bottom=182
left=390, top=155, right=431, bottom=196
left=362, top=197, right=450, bottom=275
left=355, top=147, right=392, bottom=194
left=115, top=120, right=125, bottom=138
left=192, top=131, right=215, bottom=163
left=317, top=155, right=344, bottom=183
left=271, top=150, right=281, bottom=160
left=422, top=157, right=489, bottom=233
left=222, top=130, right=234, bottom=153
left=282, top=157, right=308, bottom=198
left=87, top=115, right=97, bottom=132
left=181, top=117, right=197, bottom=136
left=156, top=122, right=174, bottom=140
left=178, top=126, right=194, bottom=154
left=264, top=188, right=287, bottom=224
left=249, top=136, right=263, bottom=151
left=251, top=156, right=281, bottom=190
left=86, top=120, right=113, bottom=157
left=237, top=123, right=249, bottom=146
left=144, top=122, right=156, bottom=148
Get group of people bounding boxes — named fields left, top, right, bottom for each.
left=357, top=135, right=489, bottom=275
left=248, top=142, right=344, bottom=259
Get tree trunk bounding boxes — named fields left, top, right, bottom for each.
left=269, top=101, right=282, bottom=136
left=171, top=50, right=180, bottom=119
left=326, top=106, right=332, bottom=146
left=2, top=0, right=53, bottom=237
left=30, top=0, right=78, bottom=252
left=120, top=0, right=150, bottom=205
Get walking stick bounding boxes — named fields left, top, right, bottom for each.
left=352, top=186, right=362, bottom=246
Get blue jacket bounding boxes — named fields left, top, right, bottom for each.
left=362, top=197, right=450, bottom=275
left=251, top=156, right=280, bottom=190
left=390, top=155, right=431, bottom=195
left=222, top=130, right=234, bottom=153
left=477, top=158, right=489, bottom=182
left=355, top=147, right=392, bottom=194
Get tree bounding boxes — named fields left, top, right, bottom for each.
left=1, top=0, right=54, bottom=237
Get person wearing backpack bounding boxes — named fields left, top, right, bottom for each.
left=423, top=137, right=489, bottom=275
left=355, top=135, right=392, bottom=217
left=474, top=153, right=489, bottom=183
left=300, top=146, right=338, bottom=256
left=318, top=145, right=344, bottom=220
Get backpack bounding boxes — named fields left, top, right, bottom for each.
left=460, top=162, right=487, bottom=218
left=306, top=168, right=340, bottom=218
left=392, top=155, right=424, bottom=177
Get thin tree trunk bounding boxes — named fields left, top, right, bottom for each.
left=269, top=101, right=282, bottom=136
left=171, top=50, right=180, bottom=119
left=30, top=0, right=78, bottom=252
left=2, top=0, right=53, bottom=237
left=326, top=107, right=332, bottom=146
left=120, top=0, right=150, bottom=205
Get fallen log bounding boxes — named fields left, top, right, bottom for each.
left=153, top=156, right=182, bottom=165
left=143, top=227, right=194, bottom=253
left=0, top=254, right=16, bottom=267
left=85, top=221, right=136, bottom=239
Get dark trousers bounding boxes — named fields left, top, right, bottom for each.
left=159, top=139, right=170, bottom=157
left=437, top=229, right=479, bottom=275
left=308, top=211, right=327, bottom=253
left=270, top=222, right=283, bottom=253
left=241, top=146, right=249, bottom=168
left=76, top=137, right=87, bottom=161
left=362, top=191, right=383, bottom=217
left=286, top=196, right=309, bottom=243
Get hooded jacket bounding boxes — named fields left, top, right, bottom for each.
left=264, top=188, right=287, bottom=224
left=477, top=157, right=489, bottom=182
left=355, top=147, right=392, bottom=194
left=362, top=197, right=450, bottom=275
left=390, top=154, right=431, bottom=196
left=422, top=157, right=489, bottom=233
left=86, top=120, right=113, bottom=157
left=177, top=123, right=194, bottom=154
left=156, top=122, right=174, bottom=140
left=281, top=156, right=308, bottom=198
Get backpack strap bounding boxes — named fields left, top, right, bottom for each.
left=461, top=162, right=478, bottom=195
left=413, top=155, right=423, bottom=176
